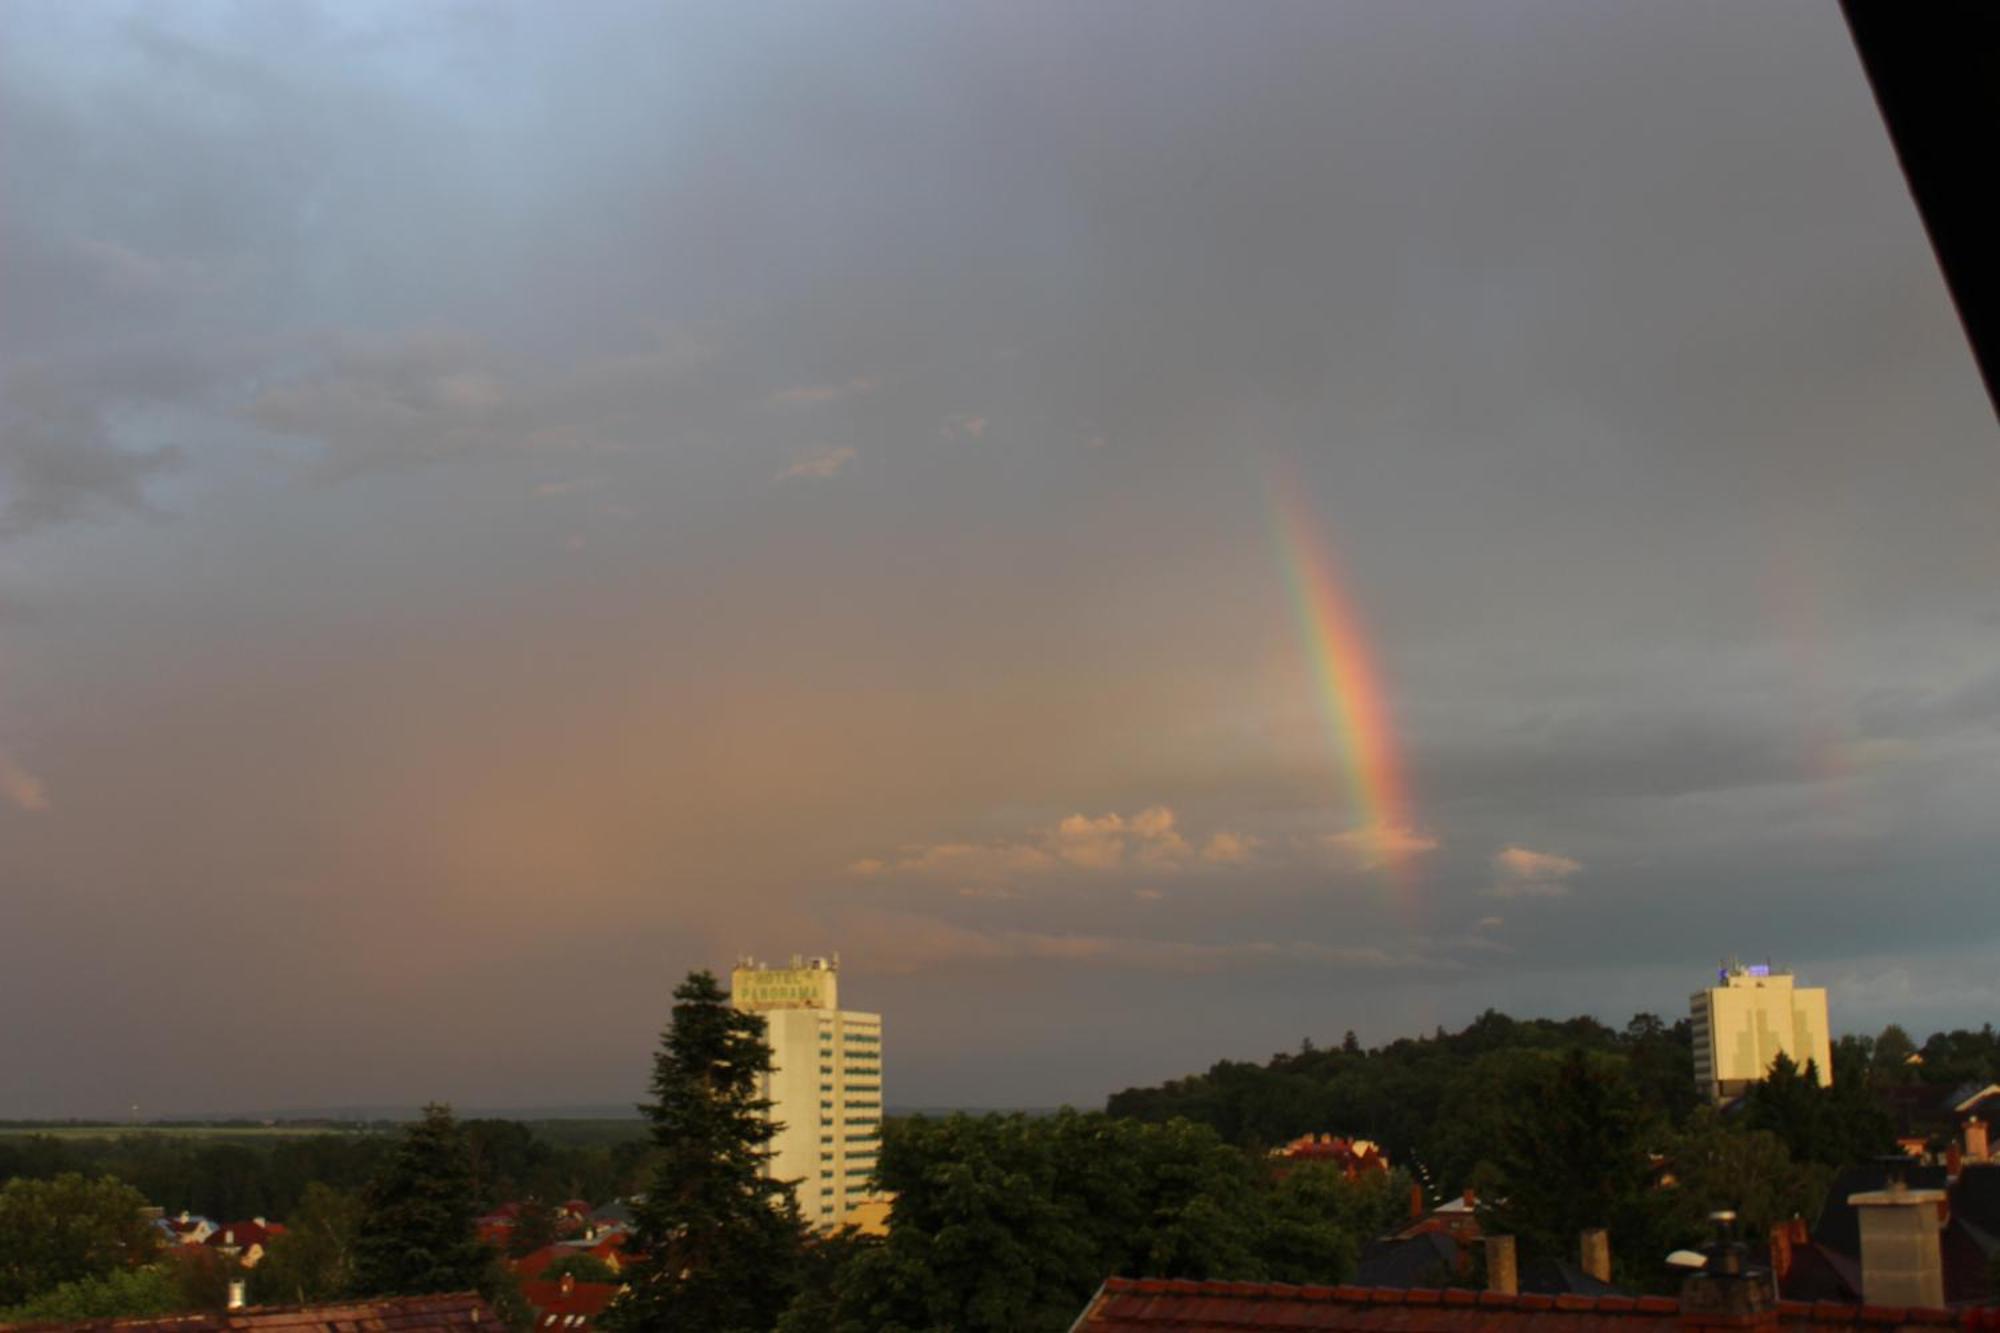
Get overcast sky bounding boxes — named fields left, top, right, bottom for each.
left=2, top=0, right=1995, bottom=1118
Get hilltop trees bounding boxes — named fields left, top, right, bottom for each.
left=802, top=1110, right=1400, bottom=1333
left=606, top=969, right=806, bottom=1333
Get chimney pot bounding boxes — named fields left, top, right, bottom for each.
left=1848, top=1176, right=1946, bottom=1309
left=226, top=1280, right=246, bottom=1311
left=1967, top=1116, right=1989, bottom=1163
left=1485, top=1235, right=1518, bottom=1296
left=1579, top=1227, right=1611, bottom=1284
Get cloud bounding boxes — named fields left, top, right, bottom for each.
left=943, top=414, right=988, bottom=440
left=767, top=377, right=878, bottom=408
left=842, top=911, right=1458, bottom=976
left=1320, top=823, right=1440, bottom=871
left=855, top=805, right=1257, bottom=886
left=1199, top=831, right=1256, bottom=865
left=1, top=368, right=183, bottom=538
left=1489, top=845, right=1583, bottom=898
left=0, top=752, right=51, bottom=814
left=776, top=446, right=857, bottom=481
left=248, top=329, right=716, bottom=478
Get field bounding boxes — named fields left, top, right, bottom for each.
left=0, top=1123, right=382, bottom=1142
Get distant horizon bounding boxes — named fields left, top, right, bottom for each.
left=7, top=989, right=1971, bottom=1125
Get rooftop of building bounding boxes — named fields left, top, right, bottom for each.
left=0, top=1293, right=508, bottom=1333
left=1069, top=1277, right=1991, bottom=1332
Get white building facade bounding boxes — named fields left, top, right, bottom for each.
left=730, top=955, right=890, bottom=1234
left=1690, top=962, right=1833, bottom=1103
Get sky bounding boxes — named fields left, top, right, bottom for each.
left=1, top=1, right=1995, bottom=1118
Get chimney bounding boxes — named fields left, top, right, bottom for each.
left=560, top=1272, right=576, bottom=1296
left=1408, top=1183, right=1424, bottom=1222
left=1947, top=1142, right=1963, bottom=1178
left=1485, top=1235, right=1518, bottom=1296
left=226, top=1280, right=246, bottom=1311
left=1462, top=1186, right=1477, bottom=1208
left=1680, top=1213, right=1776, bottom=1331
left=1967, top=1116, right=1989, bottom=1162
left=1579, top=1227, right=1611, bottom=1284
left=1848, top=1159, right=1946, bottom=1309
left=1767, top=1222, right=1793, bottom=1282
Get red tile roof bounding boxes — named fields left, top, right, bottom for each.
left=2, top=1292, right=508, bottom=1333
left=1071, top=1278, right=1986, bottom=1333
left=517, top=1279, right=618, bottom=1331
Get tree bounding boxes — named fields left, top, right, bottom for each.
left=542, top=1253, right=618, bottom=1284
left=253, top=1184, right=365, bottom=1305
left=0, top=1173, right=160, bottom=1307
left=1646, top=1108, right=1830, bottom=1282
left=352, top=1104, right=490, bottom=1297
left=1873, top=1025, right=1919, bottom=1082
left=603, top=970, right=805, bottom=1333
left=1480, top=1048, right=1660, bottom=1278
left=1742, top=1055, right=1837, bottom=1166
left=0, top=1265, right=185, bottom=1323
left=814, top=1111, right=1307, bottom=1333
left=507, top=1196, right=560, bottom=1259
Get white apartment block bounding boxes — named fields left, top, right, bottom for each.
left=730, top=955, right=890, bottom=1234
left=1690, top=962, right=1833, bottom=1103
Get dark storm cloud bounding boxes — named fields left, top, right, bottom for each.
left=0, top=0, right=1993, bottom=1114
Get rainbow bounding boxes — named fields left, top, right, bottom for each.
left=1265, top=464, right=1424, bottom=879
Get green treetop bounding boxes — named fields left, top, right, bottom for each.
left=352, top=1104, right=490, bottom=1297
left=604, top=969, right=805, bottom=1333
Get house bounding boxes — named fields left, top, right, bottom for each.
left=205, top=1220, right=283, bottom=1269
left=517, top=1274, right=618, bottom=1333
left=1270, top=1136, right=1390, bottom=1181
left=158, top=1213, right=217, bottom=1247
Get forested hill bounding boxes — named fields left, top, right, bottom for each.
left=1106, top=1010, right=1992, bottom=1197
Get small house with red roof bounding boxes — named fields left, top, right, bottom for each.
left=518, top=1274, right=619, bottom=1333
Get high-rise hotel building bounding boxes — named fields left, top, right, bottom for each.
left=1690, top=961, right=1833, bottom=1104
left=729, top=955, right=890, bottom=1234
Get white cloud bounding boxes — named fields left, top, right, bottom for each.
left=1321, top=823, right=1439, bottom=870
left=1489, top=845, right=1583, bottom=898
left=777, top=445, right=857, bottom=481
left=0, top=751, right=50, bottom=813
left=853, top=804, right=1253, bottom=887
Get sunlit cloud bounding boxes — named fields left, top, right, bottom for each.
left=1320, top=823, right=1439, bottom=871
left=1489, top=844, right=1583, bottom=898
left=857, top=805, right=1250, bottom=886
left=776, top=445, right=857, bottom=481
left=1199, top=831, right=1256, bottom=865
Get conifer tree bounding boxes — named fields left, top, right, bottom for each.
left=352, top=1104, right=489, bottom=1297
left=605, top=970, right=805, bottom=1333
